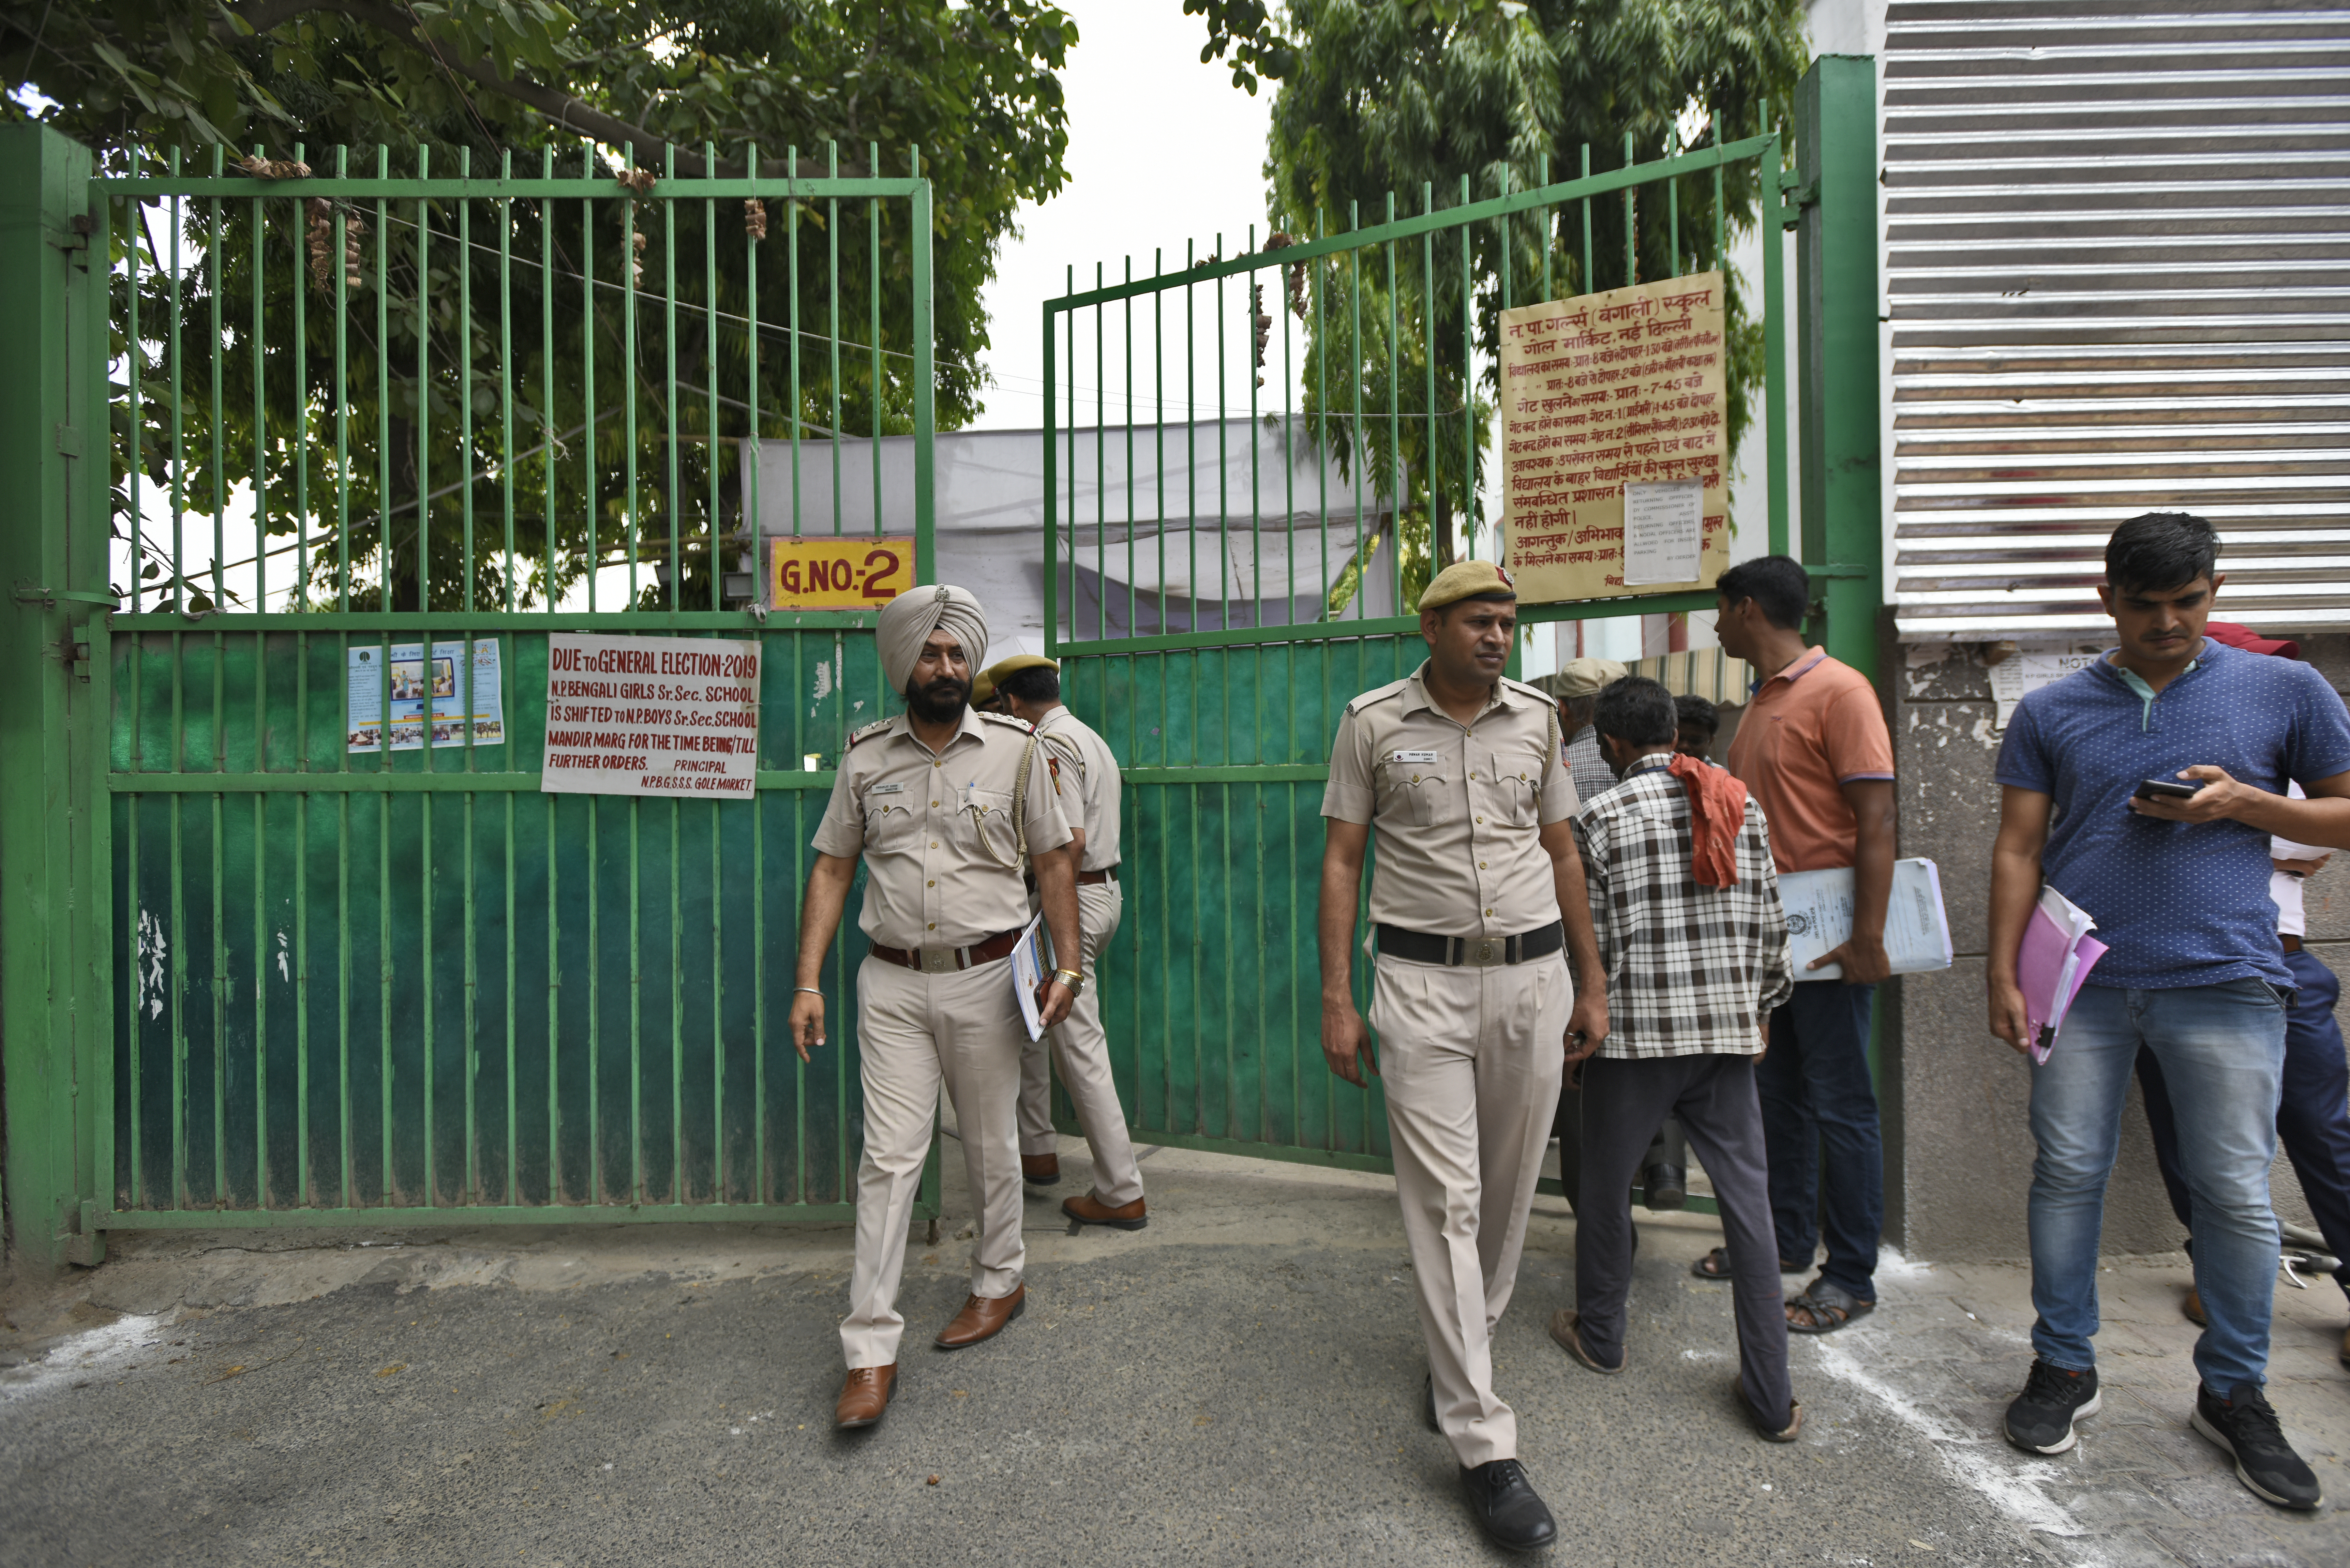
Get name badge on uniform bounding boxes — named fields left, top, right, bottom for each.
left=868, top=782, right=905, bottom=796
left=1391, top=749, right=1439, bottom=765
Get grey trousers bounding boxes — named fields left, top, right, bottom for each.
left=1574, top=1052, right=1793, bottom=1429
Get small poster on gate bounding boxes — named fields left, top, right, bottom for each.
left=540, top=633, right=762, bottom=798
left=768, top=535, right=916, bottom=610
left=347, top=639, right=504, bottom=752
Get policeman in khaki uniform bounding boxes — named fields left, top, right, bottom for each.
left=790, top=586, right=1086, bottom=1432
left=1317, top=560, right=1608, bottom=1553
left=981, top=653, right=1148, bottom=1228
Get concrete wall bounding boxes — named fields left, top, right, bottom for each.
left=1886, top=632, right=2350, bottom=1262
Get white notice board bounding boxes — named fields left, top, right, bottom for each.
left=541, top=634, right=762, bottom=798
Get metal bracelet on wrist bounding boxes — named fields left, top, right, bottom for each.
left=1052, top=967, right=1085, bottom=996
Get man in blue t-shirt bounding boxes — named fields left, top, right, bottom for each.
left=1987, top=512, right=2350, bottom=1511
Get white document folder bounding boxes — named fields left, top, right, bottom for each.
left=1779, top=858, right=1955, bottom=981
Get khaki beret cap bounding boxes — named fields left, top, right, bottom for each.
left=1552, top=656, right=1628, bottom=699
left=971, top=670, right=998, bottom=705
left=1417, top=559, right=1519, bottom=614
left=981, top=652, right=1059, bottom=687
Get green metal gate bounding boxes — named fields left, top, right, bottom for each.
left=1043, top=60, right=1884, bottom=1188
left=1, top=126, right=948, bottom=1262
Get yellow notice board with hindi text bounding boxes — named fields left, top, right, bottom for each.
left=767, top=535, right=917, bottom=609
left=1498, top=272, right=1731, bottom=604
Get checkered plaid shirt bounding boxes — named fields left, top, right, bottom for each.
left=1574, top=753, right=1794, bottom=1058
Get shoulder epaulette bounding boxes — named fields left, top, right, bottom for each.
left=1501, top=675, right=1554, bottom=703
left=977, top=710, right=1036, bottom=734
left=846, top=718, right=893, bottom=749
left=1344, top=678, right=1411, bottom=717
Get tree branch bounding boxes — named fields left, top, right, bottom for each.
left=218, top=0, right=874, bottom=180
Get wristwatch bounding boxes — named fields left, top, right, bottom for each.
left=1051, top=967, right=1086, bottom=997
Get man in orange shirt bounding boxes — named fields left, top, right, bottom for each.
left=1710, top=556, right=1897, bottom=1335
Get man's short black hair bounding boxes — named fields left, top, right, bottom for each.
left=1674, top=693, right=1719, bottom=733
left=1715, top=555, right=1809, bottom=631
left=1593, top=675, right=1677, bottom=748
left=999, top=665, right=1060, bottom=705
left=2106, top=512, right=2218, bottom=594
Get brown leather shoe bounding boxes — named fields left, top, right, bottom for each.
left=834, top=1364, right=895, bottom=1430
left=1022, top=1154, right=1060, bottom=1185
left=934, top=1284, right=1026, bottom=1350
left=2182, top=1286, right=2206, bottom=1327
left=1063, top=1191, right=1148, bottom=1231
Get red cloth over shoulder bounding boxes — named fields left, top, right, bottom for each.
left=2204, top=621, right=2300, bottom=661
left=1668, top=753, right=1749, bottom=888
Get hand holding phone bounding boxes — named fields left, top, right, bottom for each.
left=2134, top=777, right=2204, bottom=803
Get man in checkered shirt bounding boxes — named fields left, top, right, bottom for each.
left=1548, top=675, right=1802, bottom=1442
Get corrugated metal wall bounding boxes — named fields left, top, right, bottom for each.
left=1886, top=0, right=2350, bottom=640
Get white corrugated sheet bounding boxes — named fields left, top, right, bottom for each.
left=1886, top=0, right=2350, bottom=639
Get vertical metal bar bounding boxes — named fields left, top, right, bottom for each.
left=1347, top=204, right=1367, bottom=614
left=250, top=147, right=266, bottom=614
left=1539, top=154, right=1553, bottom=305
left=911, top=149, right=935, bottom=583
left=868, top=142, right=882, bottom=545
left=416, top=146, right=431, bottom=612
left=624, top=154, right=641, bottom=604
left=1713, top=117, right=1726, bottom=271
left=501, top=153, right=515, bottom=613
left=1385, top=195, right=1398, bottom=607
left=1623, top=132, right=1636, bottom=288
left=705, top=141, right=721, bottom=613
left=1213, top=239, right=1226, bottom=633
left=788, top=146, right=802, bottom=545
left=1125, top=255, right=1135, bottom=636
left=249, top=156, right=269, bottom=1205
left=1096, top=262, right=1106, bottom=640
left=1074, top=267, right=1084, bottom=637
left=1580, top=144, right=1593, bottom=295
left=583, top=171, right=598, bottom=611
left=1154, top=248, right=1165, bottom=637
left=1762, top=125, right=1789, bottom=559
left=1247, top=228, right=1260, bottom=621
left=460, top=148, right=475, bottom=614
left=1460, top=174, right=1473, bottom=563
left=828, top=142, right=842, bottom=540
left=1419, top=186, right=1435, bottom=572
left=1669, top=130, right=1681, bottom=277
left=1043, top=291, right=1058, bottom=652
left=665, top=144, right=681, bottom=609
left=746, top=140, right=763, bottom=614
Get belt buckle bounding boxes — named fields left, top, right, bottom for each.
left=1472, top=939, right=1498, bottom=967
left=922, top=948, right=954, bottom=974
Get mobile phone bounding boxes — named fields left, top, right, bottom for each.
left=2134, top=778, right=2203, bottom=802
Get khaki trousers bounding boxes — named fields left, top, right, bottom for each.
left=1373, top=950, right=1571, bottom=1469
left=1019, top=882, right=1145, bottom=1207
left=839, top=954, right=1027, bottom=1369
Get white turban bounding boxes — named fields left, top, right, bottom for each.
left=877, top=583, right=989, bottom=695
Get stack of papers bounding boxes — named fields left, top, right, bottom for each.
left=2017, top=887, right=2107, bottom=1065
left=1780, top=859, right=1956, bottom=981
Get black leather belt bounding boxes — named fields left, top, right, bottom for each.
left=1376, top=921, right=1564, bottom=968
left=1027, top=864, right=1119, bottom=889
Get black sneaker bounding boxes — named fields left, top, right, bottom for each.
left=2192, top=1382, right=2324, bottom=1510
left=1459, top=1459, right=1558, bottom=1552
left=2003, top=1359, right=2100, bottom=1454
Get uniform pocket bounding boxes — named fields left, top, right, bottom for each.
left=1473, top=745, right=1546, bottom=828
left=952, top=787, right=1021, bottom=863
left=864, top=799, right=918, bottom=850
left=1377, top=764, right=1455, bottom=826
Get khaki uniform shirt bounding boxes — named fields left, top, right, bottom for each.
left=1034, top=705, right=1122, bottom=871
left=812, top=708, right=1073, bottom=950
left=1321, top=663, right=1578, bottom=938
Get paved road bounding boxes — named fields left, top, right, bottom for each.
left=1, top=1145, right=2344, bottom=1566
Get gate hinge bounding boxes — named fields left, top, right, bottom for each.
left=44, top=213, right=92, bottom=253
left=1778, top=175, right=1819, bottom=228
left=55, top=423, right=83, bottom=457
left=13, top=583, right=118, bottom=609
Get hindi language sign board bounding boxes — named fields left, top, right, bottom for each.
left=1498, top=271, right=1731, bottom=603
left=768, top=534, right=916, bottom=610
left=540, top=634, right=762, bottom=798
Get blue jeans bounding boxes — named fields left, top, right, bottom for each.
left=2136, top=946, right=2350, bottom=1307
left=2031, top=980, right=2288, bottom=1393
left=1755, top=981, right=1882, bottom=1300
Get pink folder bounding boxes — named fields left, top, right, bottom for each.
left=2015, top=888, right=2108, bottom=1066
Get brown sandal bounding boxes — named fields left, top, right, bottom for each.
left=1785, top=1279, right=1874, bottom=1334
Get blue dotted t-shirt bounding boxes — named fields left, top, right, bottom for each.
left=1995, top=640, right=2350, bottom=990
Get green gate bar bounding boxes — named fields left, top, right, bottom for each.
left=2, top=133, right=947, bottom=1249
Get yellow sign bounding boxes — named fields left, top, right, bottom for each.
left=768, top=535, right=916, bottom=609
left=1498, top=271, right=1730, bottom=604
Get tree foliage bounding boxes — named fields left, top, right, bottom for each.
left=1249, top=0, right=1806, bottom=612
left=6, top=1, right=1078, bottom=610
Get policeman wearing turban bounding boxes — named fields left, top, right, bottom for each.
left=790, top=585, right=1086, bottom=1431
left=1316, top=561, right=1609, bottom=1551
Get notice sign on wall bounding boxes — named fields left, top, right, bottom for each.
left=768, top=534, right=915, bottom=610
left=540, top=634, right=762, bottom=798
left=1497, top=272, right=1731, bottom=603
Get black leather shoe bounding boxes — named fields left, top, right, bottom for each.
left=1424, top=1372, right=1440, bottom=1433
left=1641, top=1163, right=1687, bottom=1211
left=1460, top=1458, right=1558, bottom=1552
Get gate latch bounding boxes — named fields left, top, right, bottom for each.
left=13, top=584, right=117, bottom=610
